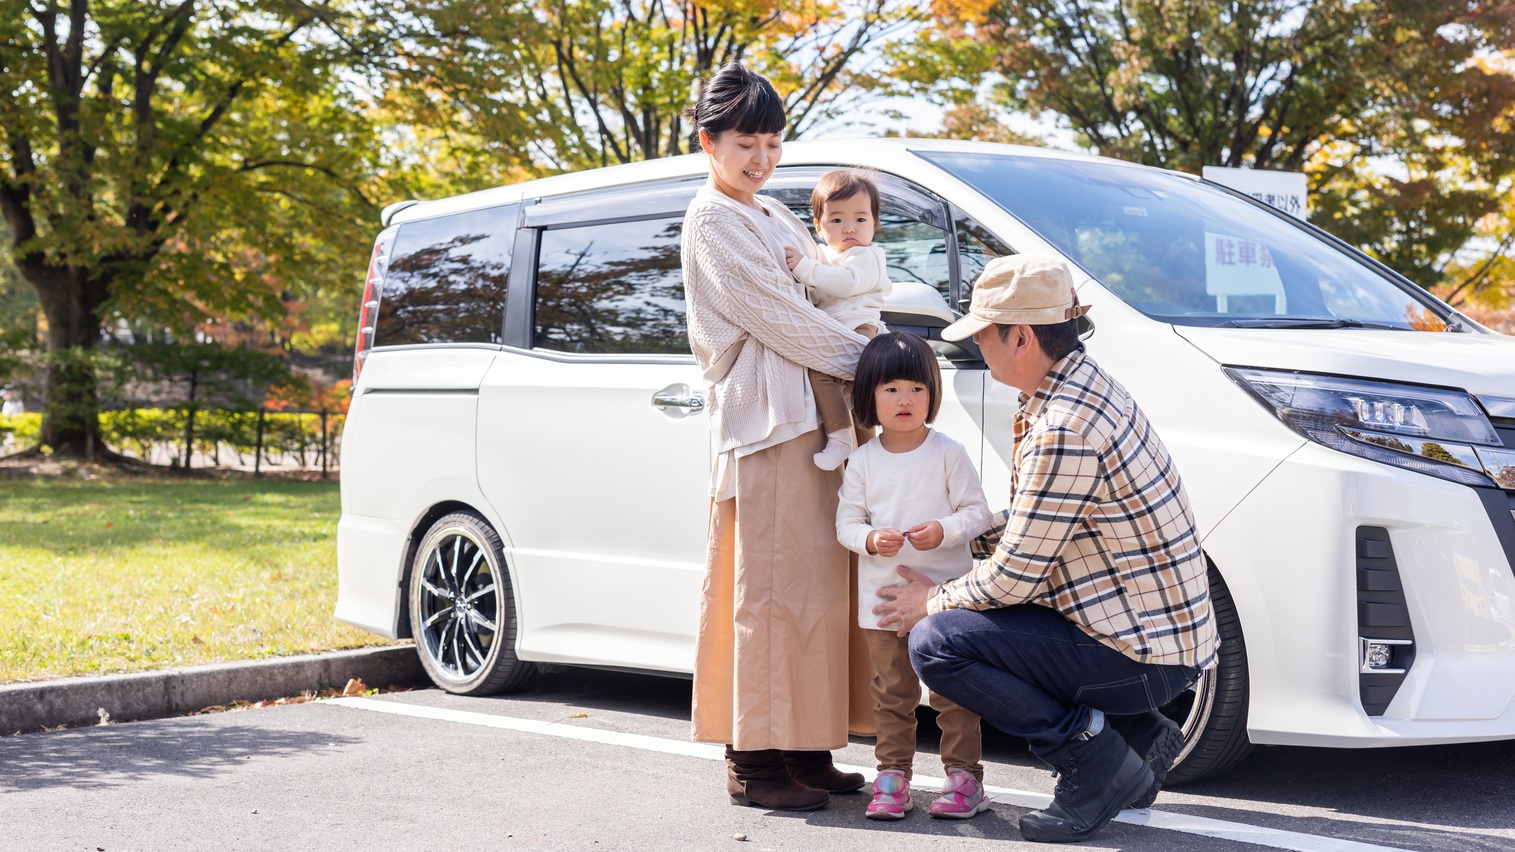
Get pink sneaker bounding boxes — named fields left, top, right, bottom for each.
left=929, top=768, right=989, bottom=819
left=865, top=770, right=912, bottom=820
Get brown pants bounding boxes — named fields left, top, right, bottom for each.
left=864, top=627, right=983, bottom=780
left=808, top=323, right=881, bottom=441
left=692, top=430, right=876, bottom=750
left=810, top=369, right=853, bottom=439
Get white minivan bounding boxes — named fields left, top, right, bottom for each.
left=336, top=138, right=1515, bottom=784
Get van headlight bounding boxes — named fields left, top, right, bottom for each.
left=1224, top=367, right=1502, bottom=488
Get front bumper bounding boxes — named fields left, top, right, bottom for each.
left=1202, top=442, right=1515, bottom=747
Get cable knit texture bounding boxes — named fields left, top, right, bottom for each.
left=682, top=187, right=869, bottom=452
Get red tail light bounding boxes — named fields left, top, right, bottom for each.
left=353, top=229, right=395, bottom=383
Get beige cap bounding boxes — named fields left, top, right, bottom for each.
left=941, top=254, right=1090, bottom=342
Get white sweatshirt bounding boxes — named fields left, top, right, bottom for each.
left=792, top=244, right=892, bottom=331
left=837, top=429, right=994, bottom=629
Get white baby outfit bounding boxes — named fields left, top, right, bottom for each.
left=791, top=244, right=892, bottom=331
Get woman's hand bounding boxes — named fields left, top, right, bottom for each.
left=867, top=528, right=905, bottom=558
left=784, top=245, right=803, bottom=271
left=903, top=521, right=944, bottom=551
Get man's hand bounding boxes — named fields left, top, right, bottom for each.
left=867, top=528, right=905, bottom=558
left=874, top=566, right=936, bottom=637
left=784, top=245, right=803, bottom=270
left=903, top=520, right=944, bottom=551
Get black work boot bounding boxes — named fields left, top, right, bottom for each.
left=1108, top=710, right=1185, bottom=808
left=1019, top=725, right=1153, bottom=843
left=782, top=750, right=866, bottom=793
left=725, top=747, right=830, bottom=811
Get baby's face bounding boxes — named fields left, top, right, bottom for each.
left=816, top=192, right=876, bottom=251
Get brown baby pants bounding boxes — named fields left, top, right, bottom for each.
left=864, top=627, right=984, bottom=780
left=809, top=323, right=881, bottom=442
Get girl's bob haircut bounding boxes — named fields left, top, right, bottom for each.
left=684, top=62, right=786, bottom=140
left=852, top=332, right=942, bottom=429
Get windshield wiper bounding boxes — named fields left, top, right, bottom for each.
left=1216, top=317, right=1405, bottom=330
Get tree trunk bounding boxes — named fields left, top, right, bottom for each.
left=27, top=264, right=109, bottom=459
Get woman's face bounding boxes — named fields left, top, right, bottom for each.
left=701, top=129, right=783, bottom=203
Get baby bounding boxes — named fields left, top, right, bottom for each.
left=784, top=169, right=892, bottom=470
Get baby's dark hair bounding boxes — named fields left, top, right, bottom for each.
left=684, top=62, right=785, bottom=141
left=852, top=332, right=942, bottom=429
left=811, top=169, right=880, bottom=223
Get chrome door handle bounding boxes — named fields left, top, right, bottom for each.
left=652, top=392, right=705, bottom=412
left=652, top=383, right=705, bottom=415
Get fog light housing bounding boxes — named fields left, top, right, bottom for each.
left=1360, top=638, right=1412, bottom=674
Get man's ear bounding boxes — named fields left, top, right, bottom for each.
left=1014, top=324, right=1036, bottom=356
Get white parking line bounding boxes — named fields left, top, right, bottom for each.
left=325, top=696, right=1413, bottom=852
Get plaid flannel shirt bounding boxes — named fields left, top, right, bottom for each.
left=928, top=349, right=1218, bottom=669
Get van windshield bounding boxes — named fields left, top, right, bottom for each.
left=920, top=151, right=1452, bottom=331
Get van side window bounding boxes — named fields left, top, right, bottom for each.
left=533, top=217, right=689, bottom=355
left=780, top=202, right=952, bottom=305
left=953, top=208, right=1011, bottom=305
left=377, top=205, right=516, bottom=346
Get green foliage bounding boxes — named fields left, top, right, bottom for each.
left=0, top=411, right=41, bottom=448
left=0, top=1, right=392, bottom=452
left=100, top=408, right=343, bottom=467
left=910, top=0, right=1515, bottom=303
left=0, top=476, right=387, bottom=682
left=376, top=1, right=924, bottom=175
left=129, top=341, right=295, bottom=408
left=0, top=219, right=40, bottom=390
left=1, top=406, right=340, bottom=465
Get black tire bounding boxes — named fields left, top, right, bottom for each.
left=1162, top=563, right=1254, bottom=785
left=408, top=512, right=534, bottom=695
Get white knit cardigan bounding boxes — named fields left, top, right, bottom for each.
left=681, top=187, right=869, bottom=453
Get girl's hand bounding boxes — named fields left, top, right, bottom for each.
left=904, top=521, right=945, bottom=551
left=784, top=245, right=803, bottom=270
left=868, top=528, right=905, bottom=558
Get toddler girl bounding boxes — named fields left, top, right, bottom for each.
left=835, top=331, right=995, bottom=821
left=784, top=169, right=892, bottom=470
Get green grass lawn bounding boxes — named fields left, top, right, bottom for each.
left=0, top=475, right=393, bottom=683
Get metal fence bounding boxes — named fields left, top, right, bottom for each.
left=0, top=407, right=345, bottom=477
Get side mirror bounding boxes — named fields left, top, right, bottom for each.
left=880, top=283, right=983, bottom=363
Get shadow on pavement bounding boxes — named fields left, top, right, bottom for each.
left=1135, top=740, right=1515, bottom=852
left=0, top=719, right=359, bottom=793
left=776, top=791, right=1029, bottom=842
left=398, top=666, right=1515, bottom=850
left=481, top=665, right=696, bottom=723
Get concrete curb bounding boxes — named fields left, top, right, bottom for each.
left=0, top=644, right=428, bottom=735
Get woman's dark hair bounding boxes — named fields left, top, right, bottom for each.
left=812, top=169, right=880, bottom=223
left=852, top=332, right=942, bottom=429
left=684, top=62, right=785, bottom=141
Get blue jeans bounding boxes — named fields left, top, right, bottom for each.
left=909, top=605, right=1199, bottom=760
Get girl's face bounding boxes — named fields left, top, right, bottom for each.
left=700, top=129, right=783, bottom=204
left=874, top=378, right=931, bottom=436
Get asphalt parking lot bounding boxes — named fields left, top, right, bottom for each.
left=1, top=666, right=1512, bottom=852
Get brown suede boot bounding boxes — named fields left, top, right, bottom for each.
left=782, top=750, right=866, bottom=793
left=726, top=747, right=830, bottom=810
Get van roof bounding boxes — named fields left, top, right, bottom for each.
left=383, top=137, right=1130, bottom=227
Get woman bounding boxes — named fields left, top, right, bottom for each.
left=681, top=62, right=874, bottom=811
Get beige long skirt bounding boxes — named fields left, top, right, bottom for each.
left=692, top=428, right=877, bottom=751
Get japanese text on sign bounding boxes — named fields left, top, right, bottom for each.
left=1201, top=167, right=1308, bottom=221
